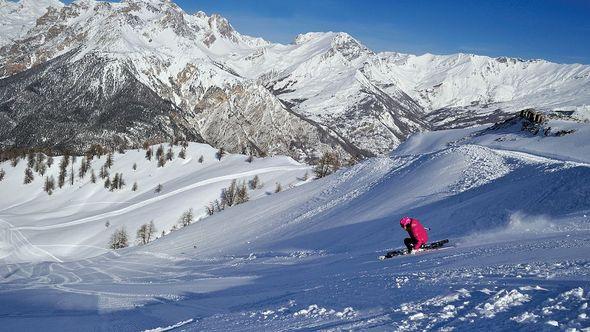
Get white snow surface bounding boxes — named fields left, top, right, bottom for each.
left=0, top=0, right=62, bottom=46
left=1, top=120, right=589, bottom=331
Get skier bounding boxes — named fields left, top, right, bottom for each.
left=399, top=216, right=428, bottom=254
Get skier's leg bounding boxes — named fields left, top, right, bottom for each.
left=404, top=238, right=413, bottom=251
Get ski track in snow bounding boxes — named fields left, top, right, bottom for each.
left=10, top=166, right=303, bottom=232
left=0, top=125, right=589, bottom=330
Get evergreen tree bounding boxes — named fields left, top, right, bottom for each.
left=178, top=148, right=186, bottom=159
left=69, top=167, right=74, bottom=185
left=216, top=147, right=225, bottom=161
left=220, top=180, right=238, bottom=207
left=154, top=183, right=163, bottom=193
left=10, top=156, right=19, bottom=167
left=46, top=155, right=54, bottom=168
left=132, top=163, right=137, bottom=171
left=78, top=157, right=90, bottom=179
left=156, top=145, right=164, bottom=159
left=275, top=182, right=282, bottom=193
left=145, top=147, right=153, bottom=161
left=0, top=168, right=5, bottom=182
left=105, top=153, right=114, bottom=168
left=157, top=155, right=166, bottom=167
left=198, top=155, right=204, bottom=163
left=90, top=169, right=97, bottom=183
left=166, top=147, right=174, bottom=161
left=35, top=160, right=47, bottom=176
left=23, top=168, right=34, bottom=184
left=108, top=227, right=129, bottom=249
left=110, top=173, right=119, bottom=191
left=44, top=176, right=56, bottom=195
left=27, top=152, right=35, bottom=168
left=104, top=177, right=111, bottom=189
left=34, top=153, right=46, bottom=174
left=99, top=165, right=109, bottom=179
left=132, top=181, right=138, bottom=191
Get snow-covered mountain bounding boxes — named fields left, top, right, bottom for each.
left=0, top=0, right=589, bottom=160
left=0, top=0, right=63, bottom=46
left=1, top=112, right=589, bottom=330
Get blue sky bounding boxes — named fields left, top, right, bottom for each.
left=62, top=0, right=590, bottom=64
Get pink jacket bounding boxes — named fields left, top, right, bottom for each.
left=407, top=218, right=428, bottom=249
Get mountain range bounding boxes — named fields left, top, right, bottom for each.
left=1, top=0, right=589, bottom=161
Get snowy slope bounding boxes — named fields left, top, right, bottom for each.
left=0, top=0, right=62, bottom=47
left=1, top=118, right=589, bottom=331
left=0, top=143, right=311, bottom=262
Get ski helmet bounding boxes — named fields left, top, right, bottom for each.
left=399, top=216, right=412, bottom=228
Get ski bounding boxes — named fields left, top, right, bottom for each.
left=379, top=239, right=449, bottom=260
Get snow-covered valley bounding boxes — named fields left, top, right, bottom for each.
left=1, top=114, right=589, bottom=331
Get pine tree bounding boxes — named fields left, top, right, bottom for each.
left=69, top=167, right=74, bottom=186
left=145, top=147, right=153, bottom=161
left=154, top=183, right=163, bottom=193
left=0, top=168, right=5, bottom=182
left=90, top=169, right=97, bottom=183
left=46, top=155, right=54, bottom=168
left=27, top=152, right=35, bottom=168
left=35, top=160, right=47, bottom=176
left=220, top=180, right=238, bottom=207
left=10, top=157, right=19, bottom=167
left=44, top=176, right=55, bottom=195
left=78, top=157, right=90, bottom=179
left=108, top=227, right=129, bottom=249
left=110, top=173, right=119, bottom=191
left=275, top=182, right=282, bottom=193
left=132, top=163, right=137, bottom=171
left=132, top=181, right=138, bottom=191
left=178, top=148, right=186, bottom=159
left=105, top=153, right=114, bottom=168
left=99, top=165, right=109, bottom=179
left=118, top=173, right=125, bottom=189
left=166, top=147, right=174, bottom=161
left=156, top=145, right=164, bottom=159
left=104, top=177, right=111, bottom=189
left=157, top=155, right=166, bottom=167
left=23, top=168, right=34, bottom=184
left=34, top=153, right=46, bottom=174
left=198, top=155, right=204, bottom=163
left=216, top=147, right=225, bottom=161
left=178, top=209, right=194, bottom=228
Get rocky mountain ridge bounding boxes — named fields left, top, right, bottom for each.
left=0, top=0, right=588, bottom=161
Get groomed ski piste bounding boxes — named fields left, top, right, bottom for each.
left=1, top=114, right=589, bottom=331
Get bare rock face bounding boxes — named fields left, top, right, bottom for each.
left=192, top=83, right=369, bottom=162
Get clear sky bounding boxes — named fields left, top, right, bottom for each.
left=62, top=0, right=590, bottom=64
